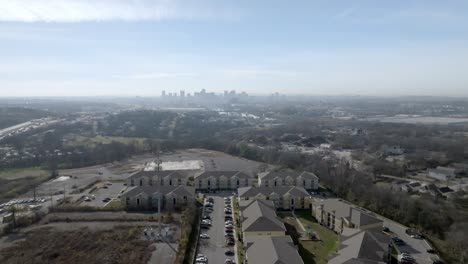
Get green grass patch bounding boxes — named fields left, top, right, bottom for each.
left=65, top=134, right=147, bottom=149
left=232, top=198, right=245, bottom=264
left=281, top=210, right=338, bottom=264
left=103, top=199, right=124, bottom=210
left=0, top=167, right=45, bottom=180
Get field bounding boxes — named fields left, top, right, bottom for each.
left=279, top=211, right=338, bottom=264
left=0, top=226, right=154, bottom=264
left=0, top=168, right=50, bottom=202
left=65, top=134, right=147, bottom=148
left=0, top=167, right=45, bottom=180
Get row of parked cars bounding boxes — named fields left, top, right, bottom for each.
left=196, top=196, right=236, bottom=264
left=0, top=197, right=46, bottom=209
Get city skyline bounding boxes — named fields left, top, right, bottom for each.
left=1, top=1, right=468, bottom=97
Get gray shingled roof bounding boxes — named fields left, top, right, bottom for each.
left=239, top=199, right=275, bottom=210
left=350, top=208, right=383, bottom=227
left=242, top=200, right=285, bottom=233
left=329, top=229, right=390, bottom=264
left=318, top=199, right=382, bottom=227
left=121, top=185, right=195, bottom=198
left=238, top=186, right=310, bottom=198
left=245, top=236, right=304, bottom=264
left=258, top=171, right=318, bottom=180
left=128, top=170, right=184, bottom=180
left=194, top=171, right=251, bottom=180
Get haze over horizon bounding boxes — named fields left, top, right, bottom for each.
left=1, top=0, right=468, bottom=97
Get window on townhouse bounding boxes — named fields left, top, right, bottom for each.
left=303, top=180, right=306, bottom=186
left=126, top=197, right=130, bottom=205
left=137, top=198, right=140, bottom=205
left=237, top=179, right=240, bottom=186
left=291, top=199, right=295, bottom=205
left=274, top=180, right=277, bottom=186
left=139, top=179, right=143, bottom=186
left=149, top=179, right=153, bottom=186
left=173, top=198, right=176, bottom=205
left=178, top=178, right=181, bottom=185
left=207, top=180, right=211, bottom=186
left=169, top=179, right=172, bottom=185
left=131, top=179, right=134, bottom=186
left=264, top=180, right=268, bottom=187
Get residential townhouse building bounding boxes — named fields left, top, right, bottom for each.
left=240, top=199, right=286, bottom=236
left=127, top=170, right=188, bottom=187
left=312, top=198, right=383, bottom=234
left=238, top=186, right=312, bottom=210
left=121, top=185, right=195, bottom=211
left=328, top=228, right=391, bottom=264
left=194, top=171, right=253, bottom=191
left=245, top=236, right=304, bottom=264
left=257, top=171, right=319, bottom=190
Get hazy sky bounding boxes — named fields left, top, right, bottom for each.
left=1, top=0, right=468, bottom=97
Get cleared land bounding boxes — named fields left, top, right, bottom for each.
left=0, top=226, right=154, bottom=264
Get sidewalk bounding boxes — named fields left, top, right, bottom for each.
left=232, top=197, right=242, bottom=264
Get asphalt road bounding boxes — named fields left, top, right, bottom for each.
left=197, top=193, right=233, bottom=264
left=382, top=220, right=439, bottom=264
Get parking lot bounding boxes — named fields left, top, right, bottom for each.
left=383, top=220, right=439, bottom=264
left=81, top=182, right=126, bottom=207
left=197, top=193, right=235, bottom=264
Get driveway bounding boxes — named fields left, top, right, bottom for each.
left=383, top=220, right=439, bottom=264
left=197, top=193, right=234, bottom=264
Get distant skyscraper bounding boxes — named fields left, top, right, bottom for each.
left=161, top=90, right=166, bottom=97
left=180, top=90, right=185, bottom=97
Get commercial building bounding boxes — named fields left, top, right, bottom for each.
left=428, top=166, right=456, bottom=181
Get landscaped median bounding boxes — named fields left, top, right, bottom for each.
left=278, top=210, right=338, bottom=264
left=232, top=197, right=245, bottom=264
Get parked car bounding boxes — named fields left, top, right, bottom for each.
left=200, top=233, right=210, bottom=239
left=225, top=250, right=234, bottom=256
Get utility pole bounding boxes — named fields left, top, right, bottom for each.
left=158, top=196, right=162, bottom=235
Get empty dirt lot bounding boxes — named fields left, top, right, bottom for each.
left=0, top=226, right=154, bottom=264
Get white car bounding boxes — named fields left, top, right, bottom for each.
left=200, top=233, right=210, bottom=239
left=196, top=256, right=208, bottom=263
left=225, top=223, right=234, bottom=228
